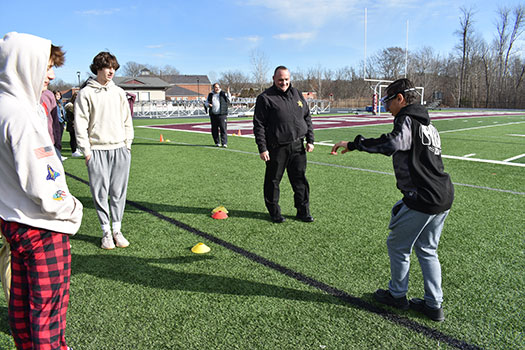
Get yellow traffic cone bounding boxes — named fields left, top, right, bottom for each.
left=191, top=243, right=211, bottom=254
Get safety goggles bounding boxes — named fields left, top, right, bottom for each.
left=380, top=88, right=417, bottom=106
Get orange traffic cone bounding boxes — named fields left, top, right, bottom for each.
left=238, top=129, right=242, bottom=136
left=160, top=134, right=164, bottom=142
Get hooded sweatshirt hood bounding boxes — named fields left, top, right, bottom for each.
left=397, top=103, right=430, bottom=126
left=0, top=32, right=50, bottom=111
left=85, top=76, right=116, bottom=91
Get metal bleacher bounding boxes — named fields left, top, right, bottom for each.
left=133, top=98, right=330, bottom=118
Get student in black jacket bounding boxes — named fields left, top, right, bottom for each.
left=253, top=66, right=315, bottom=223
left=332, top=78, right=454, bottom=322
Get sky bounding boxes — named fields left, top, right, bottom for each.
left=1, top=0, right=523, bottom=85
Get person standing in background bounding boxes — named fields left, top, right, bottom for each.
left=207, top=83, right=230, bottom=147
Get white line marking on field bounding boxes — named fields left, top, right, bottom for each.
left=463, top=153, right=476, bottom=158
left=440, top=121, right=525, bottom=133
left=503, top=153, right=525, bottom=162
left=308, top=141, right=524, bottom=168
left=441, top=155, right=525, bottom=167
left=508, top=134, right=525, bottom=137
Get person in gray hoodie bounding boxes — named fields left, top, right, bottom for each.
left=0, top=31, right=82, bottom=350
left=332, top=78, right=454, bottom=322
left=75, top=51, right=134, bottom=250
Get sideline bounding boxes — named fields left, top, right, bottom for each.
left=66, top=171, right=483, bottom=350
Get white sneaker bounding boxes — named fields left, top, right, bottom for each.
left=113, top=231, right=129, bottom=248
left=101, top=232, right=115, bottom=250
left=61, top=156, right=68, bottom=161
left=71, top=151, right=83, bottom=158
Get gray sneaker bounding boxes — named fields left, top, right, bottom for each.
left=113, top=231, right=130, bottom=248
left=101, top=232, right=115, bottom=250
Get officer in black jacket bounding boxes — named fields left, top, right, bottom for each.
left=253, top=66, right=315, bottom=223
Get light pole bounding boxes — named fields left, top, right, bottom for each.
left=197, top=78, right=200, bottom=101
left=76, top=71, right=81, bottom=89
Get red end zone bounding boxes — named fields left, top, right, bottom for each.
left=140, top=111, right=522, bottom=136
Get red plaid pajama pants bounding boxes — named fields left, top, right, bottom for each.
left=0, top=219, right=71, bottom=350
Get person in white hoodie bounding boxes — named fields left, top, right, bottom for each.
left=0, top=32, right=82, bottom=350
left=74, top=51, right=134, bottom=250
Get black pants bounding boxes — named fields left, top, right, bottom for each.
left=264, top=139, right=310, bottom=218
left=67, top=124, right=77, bottom=153
left=210, top=114, right=227, bottom=145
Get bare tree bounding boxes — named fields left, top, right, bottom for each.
left=372, top=47, right=406, bottom=80
left=494, top=5, right=525, bottom=105
left=149, top=64, right=180, bottom=78
left=455, top=6, right=476, bottom=107
left=48, top=79, right=74, bottom=92
left=121, top=62, right=180, bottom=77
left=250, top=49, right=270, bottom=92
left=218, top=70, right=250, bottom=94
left=121, top=61, right=146, bottom=77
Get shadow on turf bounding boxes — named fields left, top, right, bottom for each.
left=74, top=197, right=270, bottom=221
left=70, top=253, right=346, bottom=305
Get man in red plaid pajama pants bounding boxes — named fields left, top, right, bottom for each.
left=0, top=32, right=83, bottom=350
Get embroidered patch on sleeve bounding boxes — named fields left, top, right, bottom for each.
left=46, top=165, right=60, bottom=181
left=297, top=101, right=303, bottom=108
left=34, top=146, right=54, bottom=159
left=53, top=190, right=67, bottom=201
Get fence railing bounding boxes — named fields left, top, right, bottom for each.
left=132, top=98, right=330, bottom=118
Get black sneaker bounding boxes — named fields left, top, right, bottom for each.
left=409, top=298, right=445, bottom=322
left=295, top=214, right=314, bottom=222
left=373, top=289, right=409, bottom=310
left=271, top=215, right=285, bottom=223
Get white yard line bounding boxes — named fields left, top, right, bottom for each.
left=440, top=121, right=525, bottom=133
left=503, top=153, right=525, bottom=162
left=441, top=155, right=525, bottom=167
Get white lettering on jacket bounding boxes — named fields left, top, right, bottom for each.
left=419, top=124, right=442, bottom=155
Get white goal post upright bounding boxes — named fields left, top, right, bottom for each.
left=363, top=9, right=424, bottom=116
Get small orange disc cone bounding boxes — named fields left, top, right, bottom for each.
left=211, top=210, right=228, bottom=219
left=191, top=243, right=211, bottom=254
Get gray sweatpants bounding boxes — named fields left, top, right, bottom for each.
left=87, top=147, right=131, bottom=234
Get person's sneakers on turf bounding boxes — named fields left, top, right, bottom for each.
left=409, top=298, right=445, bottom=322
left=113, top=231, right=130, bottom=248
left=373, top=289, right=409, bottom=310
left=101, top=231, right=115, bottom=250
left=271, top=215, right=285, bottom=223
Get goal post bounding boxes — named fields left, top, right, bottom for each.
left=364, top=78, right=424, bottom=116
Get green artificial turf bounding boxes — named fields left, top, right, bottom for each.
left=0, top=112, right=523, bottom=349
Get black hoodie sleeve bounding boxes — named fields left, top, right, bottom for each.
left=348, top=116, right=413, bottom=156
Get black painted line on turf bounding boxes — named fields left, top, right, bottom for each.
left=66, top=172, right=482, bottom=350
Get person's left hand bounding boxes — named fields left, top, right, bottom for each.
left=306, top=143, right=314, bottom=152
